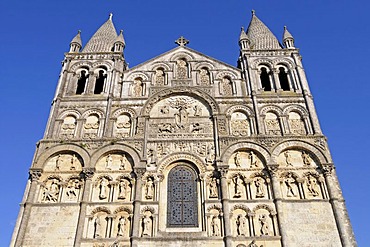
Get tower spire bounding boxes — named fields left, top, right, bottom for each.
left=69, top=30, right=82, bottom=52
left=283, top=26, right=295, bottom=49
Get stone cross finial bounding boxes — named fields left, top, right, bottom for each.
left=175, top=36, right=189, bottom=46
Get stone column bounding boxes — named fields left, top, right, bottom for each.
left=267, top=165, right=288, bottom=246
left=322, top=164, right=357, bottom=247
left=251, top=91, right=262, bottom=134
left=273, top=68, right=281, bottom=91
left=13, top=169, right=42, bottom=247
left=73, top=168, right=95, bottom=247
left=131, top=168, right=146, bottom=246
left=218, top=166, right=232, bottom=247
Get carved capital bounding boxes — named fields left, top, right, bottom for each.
left=322, top=163, right=335, bottom=176
left=82, top=168, right=95, bottom=180
left=218, top=166, right=229, bottom=178
left=134, top=168, right=147, bottom=179
left=267, top=164, right=279, bottom=177
left=29, top=169, right=42, bottom=181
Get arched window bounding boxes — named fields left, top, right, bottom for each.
left=94, top=70, right=106, bottom=94
left=260, top=67, right=271, bottom=91
left=167, top=165, right=198, bottom=227
left=278, top=67, right=290, bottom=91
left=76, top=70, right=88, bottom=94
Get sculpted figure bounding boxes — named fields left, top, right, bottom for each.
left=66, top=179, right=80, bottom=198
left=193, top=104, right=202, bottom=116
left=99, top=177, right=109, bottom=200
left=106, top=155, right=113, bottom=170
left=94, top=216, right=102, bottom=238
left=285, top=173, right=296, bottom=197
left=209, top=177, right=218, bottom=198
left=132, top=78, right=143, bottom=97
left=236, top=214, right=248, bottom=236
left=147, top=149, right=156, bottom=167
left=117, top=216, right=127, bottom=236
left=284, top=151, right=293, bottom=167
left=176, top=59, right=187, bottom=79
left=155, top=69, right=165, bottom=85
left=221, top=77, right=232, bottom=95
left=211, top=216, right=221, bottom=236
left=233, top=174, right=244, bottom=198
left=259, top=214, right=269, bottom=236
left=234, top=151, right=242, bottom=167
left=302, top=151, right=312, bottom=166
left=43, top=179, right=60, bottom=202
left=205, top=145, right=215, bottom=165
left=307, top=175, right=319, bottom=196
left=145, top=177, right=154, bottom=199
left=249, top=151, right=258, bottom=168
left=174, top=106, right=189, bottom=129
left=119, top=154, right=129, bottom=170
left=70, top=154, right=78, bottom=170
left=118, top=179, right=128, bottom=199
left=191, top=123, right=203, bottom=133
left=199, top=68, right=210, bottom=85
left=255, top=177, right=265, bottom=198
left=55, top=154, right=62, bottom=170
left=142, top=215, right=152, bottom=236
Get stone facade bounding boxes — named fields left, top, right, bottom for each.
left=11, top=12, right=356, bottom=247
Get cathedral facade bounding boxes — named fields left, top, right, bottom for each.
left=11, top=11, right=356, bottom=247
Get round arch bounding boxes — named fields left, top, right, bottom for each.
left=33, top=143, right=90, bottom=169
left=221, top=141, right=271, bottom=166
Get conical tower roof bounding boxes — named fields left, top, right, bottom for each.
left=246, top=10, right=281, bottom=50
left=239, top=27, right=249, bottom=41
left=114, top=30, right=125, bottom=45
left=283, top=26, right=294, bottom=41
left=82, top=14, right=118, bottom=52
left=70, top=30, right=82, bottom=46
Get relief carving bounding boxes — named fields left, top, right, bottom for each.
left=258, top=214, right=269, bottom=236
left=210, top=215, right=221, bottom=236
left=236, top=214, right=248, bottom=236
left=154, top=68, right=165, bottom=86
left=199, top=68, right=210, bottom=85
left=176, top=59, right=188, bottom=79
left=42, top=179, right=60, bottom=202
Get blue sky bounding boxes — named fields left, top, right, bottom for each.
left=1, top=0, right=369, bottom=245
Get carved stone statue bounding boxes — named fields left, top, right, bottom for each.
left=193, top=104, right=202, bottom=116
left=258, top=214, right=269, bottom=236
left=106, top=155, right=113, bottom=170
left=132, top=78, right=143, bottom=97
left=221, top=77, right=233, bottom=95
left=307, top=175, right=319, bottom=197
left=70, top=154, right=78, bottom=170
left=43, top=179, right=60, bottom=202
left=302, top=151, right=312, bottom=166
left=142, top=215, right=152, bottom=236
left=210, top=215, right=221, bottom=236
left=249, top=151, right=258, bottom=168
left=99, top=177, right=109, bottom=200
left=174, top=105, right=189, bottom=129
left=234, top=151, right=242, bottom=167
left=285, top=173, right=296, bottom=197
left=119, top=154, right=129, bottom=170
left=145, top=177, right=154, bottom=199
left=118, top=179, right=128, bottom=200
left=155, top=69, right=165, bottom=85
left=199, top=68, right=210, bottom=85
left=236, top=214, right=248, bottom=236
left=117, top=216, right=127, bottom=237
left=66, top=179, right=80, bottom=199
left=255, top=177, right=265, bottom=198
left=205, top=145, right=215, bottom=165
left=147, top=149, right=156, bottom=167
left=94, top=216, right=102, bottom=238
left=55, top=154, right=62, bottom=170
left=233, top=174, right=244, bottom=198
left=209, top=177, right=218, bottom=198
left=284, top=151, right=293, bottom=166
left=176, top=59, right=188, bottom=79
